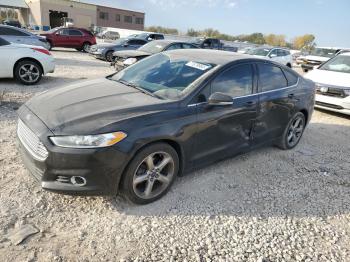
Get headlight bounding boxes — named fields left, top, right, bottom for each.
left=344, top=89, right=350, bottom=96
left=97, top=48, right=105, bottom=52
left=123, top=57, right=137, bottom=65
left=50, top=132, right=127, bottom=148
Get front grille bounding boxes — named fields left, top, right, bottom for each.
left=17, top=119, right=48, bottom=161
left=316, top=87, right=347, bottom=98
left=315, top=101, right=343, bottom=110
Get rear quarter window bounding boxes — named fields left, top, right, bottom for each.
left=258, top=63, right=288, bottom=92
left=283, top=69, right=299, bottom=86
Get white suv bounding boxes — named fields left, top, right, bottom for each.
left=246, top=47, right=293, bottom=67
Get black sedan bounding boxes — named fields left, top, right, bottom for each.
left=112, top=40, right=198, bottom=71
left=17, top=49, right=315, bottom=204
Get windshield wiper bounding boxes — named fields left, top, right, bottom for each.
left=115, top=79, right=163, bottom=99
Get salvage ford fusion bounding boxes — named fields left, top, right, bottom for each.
left=17, top=49, right=315, bottom=204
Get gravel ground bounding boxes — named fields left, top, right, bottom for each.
left=1, top=50, right=350, bottom=262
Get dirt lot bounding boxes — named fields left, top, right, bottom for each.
left=1, top=49, right=350, bottom=262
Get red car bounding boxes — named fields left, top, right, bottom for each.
left=41, top=27, right=96, bottom=52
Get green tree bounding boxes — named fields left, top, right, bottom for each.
left=292, top=34, right=316, bottom=50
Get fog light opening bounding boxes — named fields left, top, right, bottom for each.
left=70, top=176, right=87, bottom=187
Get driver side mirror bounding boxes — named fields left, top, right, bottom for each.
left=208, top=92, right=233, bottom=106
left=269, top=53, right=277, bottom=58
left=123, top=43, right=129, bottom=47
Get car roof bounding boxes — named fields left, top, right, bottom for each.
left=339, top=52, right=350, bottom=56
left=164, top=49, right=252, bottom=65
left=149, top=40, right=193, bottom=45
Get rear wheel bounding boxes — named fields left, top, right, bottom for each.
left=14, top=60, right=43, bottom=85
left=81, top=42, right=91, bottom=52
left=121, top=143, right=179, bottom=204
left=105, top=51, right=114, bottom=62
left=47, top=40, right=52, bottom=50
left=277, top=112, right=305, bottom=150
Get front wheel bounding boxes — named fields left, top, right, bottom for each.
left=14, top=60, right=43, bottom=85
left=121, top=143, right=179, bottom=204
left=105, top=51, right=114, bottom=62
left=277, top=112, right=306, bottom=150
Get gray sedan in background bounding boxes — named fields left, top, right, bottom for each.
left=0, top=25, right=50, bottom=50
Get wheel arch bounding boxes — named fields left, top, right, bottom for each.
left=13, top=57, right=44, bottom=77
left=300, top=108, right=309, bottom=124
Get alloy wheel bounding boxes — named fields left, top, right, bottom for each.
left=286, top=115, right=304, bottom=147
left=132, top=151, right=175, bottom=200
left=19, top=64, right=40, bottom=83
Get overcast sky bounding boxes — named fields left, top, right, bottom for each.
left=83, top=0, right=350, bottom=47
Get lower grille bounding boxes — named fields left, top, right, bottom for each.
left=17, top=119, right=48, bottom=161
left=315, top=101, right=343, bottom=110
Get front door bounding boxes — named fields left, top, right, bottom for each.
left=191, top=63, right=258, bottom=166
left=54, top=28, right=70, bottom=47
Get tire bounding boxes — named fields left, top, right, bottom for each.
left=81, top=42, right=91, bottom=52
left=14, top=60, right=43, bottom=85
left=47, top=40, right=52, bottom=51
left=286, top=63, right=292, bottom=68
left=277, top=112, right=306, bottom=150
left=105, top=51, right=114, bottom=62
left=121, top=143, right=179, bottom=205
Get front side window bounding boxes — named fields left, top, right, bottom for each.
left=277, top=49, right=285, bottom=57
left=111, top=53, right=216, bottom=100
left=58, top=29, right=69, bottom=35
left=211, top=64, right=253, bottom=97
left=258, top=63, right=288, bottom=92
left=182, top=43, right=196, bottom=49
left=165, top=43, right=182, bottom=51
left=319, top=55, right=350, bottom=73
left=247, top=48, right=271, bottom=57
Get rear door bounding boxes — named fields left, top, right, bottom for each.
left=253, top=62, right=298, bottom=145
left=68, top=29, right=84, bottom=47
left=191, top=63, right=258, bottom=165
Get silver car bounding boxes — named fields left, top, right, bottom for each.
left=0, top=25, right=50, bottom=49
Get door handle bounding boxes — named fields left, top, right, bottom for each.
left=245, top=101, right=256, bottom=107
left=288, top=93, right=295, bottom=98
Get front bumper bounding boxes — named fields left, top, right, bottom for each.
left=315, top=94, right=350, bottom=115
left=17, top=106, right=129, bottom=195
left=89, top=51, right=105, bottom=60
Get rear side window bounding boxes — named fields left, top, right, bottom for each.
left=0, top=27, right=28, bottom=36
left=165, top=43, right=182, bottom=51
left=258, top=63, right=288, bottom=91
left=283, top=69, right=298, bottom=86
left=211, top=64, right=253, bottom=97
left=69, top=29, right=83, bottom=36
left=182, top=43, right=196, bottom=49
left=0, top=37, right=10, bottom=46
left=128, top=39, right=146, bottom=45
left=155, top=34, right=164, bottom=40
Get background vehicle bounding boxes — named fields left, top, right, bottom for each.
left=97, top=30, right=120, bottom=40
left=246, top=47, right=293, bottom=67
left=299, top=47, right=342, bottom=72
left=17, top=50, right=314, bottom=204
left=0, top=37, right=55, bottom=85
left=190, top=37, right=238, bottom=52
left=89, top=38, right=147, bottom=62
left=0, top=25, right=50, bottom=49
left=305, top=52, right=350, bottom=115
left=134, top=33, right=164, bottom=41
left=2, top=20, right=22, bottom=28
left=112, top=40, right=198, bottom=70
left=40, top=27, right=96, bottom=52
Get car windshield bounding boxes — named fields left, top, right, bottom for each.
left=138, top=41, right=169, bottom=54
left=110, top=53, right=216, bottom=100
left=310, top=48, right=337, bottom=58
left=136, top=33, right=149, bottom=39
left=246, top=48, right=271, bottom=56
left=319, top=55, right=350, bottom=73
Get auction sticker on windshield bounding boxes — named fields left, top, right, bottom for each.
left=186, top=61, right=212, bottom=71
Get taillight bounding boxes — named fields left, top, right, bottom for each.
left=32, top=48, right=51, bottom=56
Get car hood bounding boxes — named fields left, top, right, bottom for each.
left=9, top=43, right=45, bottom=49
left=24, top=78, right=166, bottom=135
left=304, top=69, right=350, bottom=88
left=113, top=50, right=150, bottom=58
left=303, top=55, right=330, bottom=62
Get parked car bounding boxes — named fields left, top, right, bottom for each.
left=134, top=33, right=164, bottom=41
left=40, top=27, right=96, bottom=52
left=246, top=47, right=293, bottom=67
left=304, top=52, right=350, bottom=115
left=89, top=38, right=147, bottom=62
left=97, top=30, right=120, bottom=40
left=112, top=40, right=198, bottom=71
left=2, top=20, right=22, bottom=28
left=0, top=37, right=55, bottom=85
left=17, top=49, right=315, bottom=204
left=299, top=47, right=343, bottom=72
left=190, top=37, right=238, bottom=52
left=0, top=25, right=50, bottom=49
